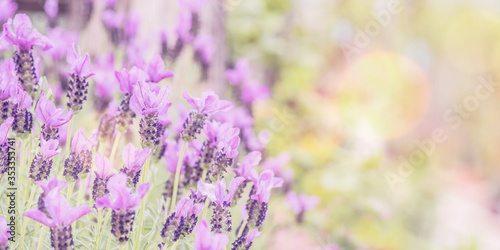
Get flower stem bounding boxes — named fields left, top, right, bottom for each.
left=66, top=181, right=75, bottom=204
left=106, top=229, right=113, bottom=250
left=73, top=176, right=88, bottom=235
left=170, top=241, right=178, bottom=250
left=37, top=226, right=45, bottom=250
left=109, top=133, right=122, bottom=166
left=134, top=155, right=152, bottom=250
left=19, top=186, right=37, bottom=248
left=64, top=117, right=74, bottom=157
left=97, top=208, right=112, bottom=249
left=94, top=209, right=102, bottom=250
left=169, top=141, right=187, bottom=214
left=200, top=169, right=210, bottom=219
left=237, top=219, right=248, bottom=238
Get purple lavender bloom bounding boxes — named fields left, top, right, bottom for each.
left=225, top=58, right=252, bottom=86
left=147, top=54, right=174, bottom=83
left=194, top=219, right=229, bottom=250
left=92, top=152, right=113, bottom=203
left=25, top=185, right=92, bottom=249
left=198, top=177, right=244, bottom=233
left=44, top=0, right=59, bottom=27
left=261, top=153, right=290, bottom=177
left=29, top=138, right=61, bottom=181
left=124, top=13, right=140, bottom=43
left=193, top=35, right=215, bottom=80
left=46, top=28, right=78, bottom=61
left=101, top=9, right=125, bottom=45
left=2, top=14, right=53, bottom=96
left=0, top=215, right=10, bottom=249
left=130, top=81, right=171, bottom=148
left=63, top=129, right=98, bottom=181
left=181, top=89, right=233, bottom=142
left=35, top=177, right=67, bottom=216
left=159, top=30, right=169, bottom=58
left=0, top=59, right=17, bottom=123
left=231, top=228, right=261, bottom=250
left=0, top=117, right=13, bottom=176
left=231, top=151, right=261, bottom=206
left=97, top=99, right=119, bottom=142
left=96, top=173, right=150, bottom=243
left=286, top=191, right=319, bottom=223
left=169, top=11, right=193, bottom=62
left=209, top=124, right=240, bottom=181
left=179, top=0, right=210, bottom=38
left=10, top=86, right=33, bottom=138
left=66, top=44, right=93, bottom=112
left=35, top=93, right=74, bottom=140
left=120, top=143, right=151, bottom=187
left=0, top=0, right=17, bottom=23
left=115, top=66, right=147, bottom=133
left=240, top=81, right=270, bottom=104
left=161, top=197, right=204, bottom=243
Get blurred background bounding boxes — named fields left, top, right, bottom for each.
left=5, top=0, right=500, bottom=249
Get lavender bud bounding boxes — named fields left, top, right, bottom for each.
left=37, top=193, right=49, bottom=217
left=231, top=181, right=247, bottom=207
left=120, top=168, right=141, bottom=188
left=163, top=178, right=182, bottom=204
left=98, top=114, right=116, bottom=142
left=209, top=152, right=232, bottom=182
left=116, top=94, right=135, bottom=134
left=138, top=113, right=160, bottom=149
left=29, top=153, right=53, bottom=181
left=232, top=235, right=254, bottom=250
left=111, top=210, right=136, bottom=243
left=66, top=73, right=89, bottom=112
left=13, top=48, right=37, bottom=97
left=190, top=13, right=200, bottom=38
left=12, top=107, right=33, bottom=139
left=50, top=225, right=74, bottom=250
left=242, top=200, right=268, bottom=236
left=0, top=142, right=9, bottom=177
left=41, top=124, right=59, bottom=140
left=180, top=112, right=208, bottom=142
left=210, top=202, right=232, bottom=233
left=168, top=38, right=184, bottom=63
left=92, top=176, right=111, bottom=202
left=0, top=100, right=14, bottom=123
left=63, top=150, right=92, bottom=181
left=161, top=212, right=182, bottom=242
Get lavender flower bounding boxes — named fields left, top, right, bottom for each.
left=130, top=81, right=171, bottom=149
left=193, top=35, right=215, bottom=80
left=163, top=140, right=187, bottom=202
left=225, top=58, right=252, bottom=86
left=168, top=11, right=193, bottom=62
left=97, top=99, right=119, bottom=142
left=35, top=93, right=74, bottom=140
left=120, top=143, right=151, bottom=188
left=66, top=44, right=93, bottom=112
left=115, top=66, right=147, bottom=133
left=179, top=0, right=210, bottom=37
left=44, top=0, right=59, bottom=27
left=0, top=215, right=10, bottom=250
left=0, top=117, right=13, bottom=176
left=92, top=152, right=113, bottom=203
left=29, top=138, right=61, bottom=181
left=63, top=129, right=98, bottom=181
left=0, top=59, right=17, bottom=123
left=193, top=219, right=228, bottom=250
left=25, top=184, right=92, bottom=250
left=242, top=170, right=283, bottom=235
left=231, top=228, right=260, bottom=250
left=240, top=81, right=269, bottom=104
left=161, top=197, right=203, bottom=243
left=147, top=53, right=174, bottom=83
left=96, top=173, right=150, bottom=243
left=209, top=125, right=240, bottom=182
left=286, top=191, right=319, bottom=223
left=2, top=14, right=53, bottom=96
left=11, top=86, right=33, bottom=138
left=231, top=151, right=261, bottom=206
left=46, top=28, right=78, bottom=61
left=181, top=89, right=233, bottom=142
left=0, top=0, right=17, bottom=23
left=198, top=177, right=244, bottom=233
left=36, top=177, right=67, bottom=216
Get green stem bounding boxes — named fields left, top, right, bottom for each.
left=169, top=141, right=187, bottom=214
left=64, top=118, right=74, bottom=158
left=133, top=155, right=152, bottom=250
left=73, top=176, right=88, bottom=236
left=19, top=186, right=37, bottom=248
left=106, top=229, right=113, bottom=250
left=170, top=241, right=178, bottom=250
left=200, top=169, right=210, bottom=219
left=66, top=182, right=75, bottom=202
left=37, top=226, right=45, bottom=250
left=94, top=209, right=102, bottom=250
left=109, top=133, right=122, bottom=166
left=97, top=209, right=112, bottom=249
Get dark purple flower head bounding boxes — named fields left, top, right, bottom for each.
left=0, top=215, right=9, bottom=245
left=194, top=219, right=228, bottom=250
left=95, top=152, right=113, bottom=179
left=95, top=172, right=149, bottom=211
left=35, top=93, right=74, bottom=129
left=122, top=143, right=151, bottom=173
left=115, top=66, right=147, bottom=94
left=67, top=43, right=93, bottom=78
left=234, top=151, right=261, bottom=180
left=183, top=89, right=233, bottom=115
left=147, top=54, right=174, bottom=83
left=0, top=117, right=14, bottom=144
left=193, top=35, right=215, bottom=65
left=198, top=177, right=244, bottom=208
left=225, top=58, right=252, bottom=86
left=286, top=191, right=319, bottom=215
left=40, top=138, right=61, bottom=160
left=261, top=153, right=290, bottom=176
left=0, top=0, right=17, bottom=24
left=250, top=170, right=283, bottom=204
left=1, top=14, right=53, bottom=51
left=130, top=81, right=171, bottom=116
left=25, top=187, right=92, bottom=228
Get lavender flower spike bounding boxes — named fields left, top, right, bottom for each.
left=63, top=129, right=98, bottom=181
left=198, top=177, right=245, bottom=233
left=25, top=187, right=92, bottom=249
left=66, top=43, right=94, bottom=112
left=0, top=215, right=10, bottom=250
left=35, top=93, right=74, bottom=140
left=115, top=66, right=147, bottom=133
left=96, top=173, right=149, bottom=243
left=0, top=59, right=18, bottom=123
left=210, top=124, right=240, bottom=181
left=147, top=54, right=174, bottom=83
left=286, top=191, right=319, bottom=223
left=92, top=152, right=114, bottom=203
left=231, top=228, right=261, bottom=250
left=36, top=177, right=68, bottom=216
left=29, top=138, right=61, bottom=181
left=231, top=151, right=261, bottom=207
left=194, top=219, right=229, bottom=250
left=161, top=197, right=203, bottom=243
left=120, top=143, right=151, bottom=187
left=11, top=86, right=33, bottom=138
left=2, top=14, right=53, bottom=96
left=181, top=89, right=233, bottom=142
left=0, top=117, right=14, bottom=177
left=130, top=81, right=171, bottom=149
